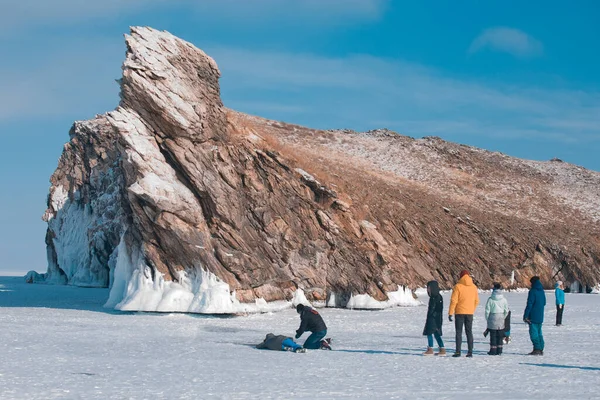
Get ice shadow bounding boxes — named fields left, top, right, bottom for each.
left=520, top=363, right=600, bottom=371
left=336, top=349, right=422, bottom=357
left=0, top=276, right=233, bottom=318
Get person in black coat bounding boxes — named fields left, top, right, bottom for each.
left=295, top=304, right=330, bottom=350
left=423, top=280, right=446, bottom=356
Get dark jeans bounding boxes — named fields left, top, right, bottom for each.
left=455, top=314, right=474, bottom=353
left=304, top=330, right=327, bottom=349
left=556, top=305, right=564, bottom=325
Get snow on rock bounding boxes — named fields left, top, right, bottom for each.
left=41, top=26, right=600, bottom=315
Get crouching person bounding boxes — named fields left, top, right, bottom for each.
left=296, top=304, right=331, bottom=350
left=257, top=333, right=306, bottom=353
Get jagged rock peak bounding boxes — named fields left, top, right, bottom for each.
left=119, top=26, right=227, bottom=142
left=38, top=27, right=600, bottom=314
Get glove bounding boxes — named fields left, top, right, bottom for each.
left=523, top=318, right=531, bottom=325
left=448, top=315, right=453, bottom=322
left=295, top=332, right=301, bottom=339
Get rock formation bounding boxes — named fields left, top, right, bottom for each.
left=40, top=27, right=600, bottom=312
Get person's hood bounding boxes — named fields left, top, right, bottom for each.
left=554, top=282, right=560, bottom=289
left=532, top=280, right=544, bottom=291
left=427, top=280, right=440, bottom=297
left=491, top=289, right=504, bottom=300
left=264, top=333, right=275, bottom=341
left=458, top=274, right=474, bottom=286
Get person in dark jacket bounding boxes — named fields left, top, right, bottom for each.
left=295, top=304, right=331, bottom=350
left=523, top=276, right=547, bottom=355
left=422, top=280, right=446, bottom=356
left=256, top=333, right=306, bottom=353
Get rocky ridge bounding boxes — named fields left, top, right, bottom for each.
left=39, top=27, right=600, bottom=312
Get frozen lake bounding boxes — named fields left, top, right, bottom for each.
left=1, top=276, right=599, bottom=399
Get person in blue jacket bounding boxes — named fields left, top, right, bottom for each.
left=555, top=281, right=565, bottom=326
left=523, top=276, right=547, bottom=355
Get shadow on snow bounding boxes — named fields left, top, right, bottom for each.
left=520, top=363, right=600, bottom=371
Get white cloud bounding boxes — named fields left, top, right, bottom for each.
left=208, top=46, right=599, bottom=143
left=468, top=27, right=544, bottom=58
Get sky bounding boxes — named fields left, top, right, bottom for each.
left=0, top=0, right=598, bottom=274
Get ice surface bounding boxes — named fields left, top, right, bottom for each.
left=3, top=276, right=598, bottom=399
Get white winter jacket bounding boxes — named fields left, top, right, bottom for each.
left=485, top=290, right=509, bottom=330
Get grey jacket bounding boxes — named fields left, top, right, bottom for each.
left=256, top=333, right=289, bottom=351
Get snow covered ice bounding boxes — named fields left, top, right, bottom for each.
left=1, top=277, right=599, bottom=399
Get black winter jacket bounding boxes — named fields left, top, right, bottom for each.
left=296, top=307, right=327, bottom=337
left=423, top=281, right=443, bottom=336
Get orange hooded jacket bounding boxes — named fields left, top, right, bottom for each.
left=448, top=274, right=480, bottom=315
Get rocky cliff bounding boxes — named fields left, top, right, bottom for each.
left=40, top=27, right=600, bottom=312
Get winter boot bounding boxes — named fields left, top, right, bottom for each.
left=452, top=351, right=461, bottom=358
left=435, top=348, right=447, bottom=356
left=320, top=340, right=332, bottom=350
left=497, top=346, right=503, bottom=355
left=487, top=346, right=497, bottom=356
left=423, top=347, right=434, bottom=356
left=466, top=352, right=473, bottom=358
left=528, top=349, right=541, bottom=356
left=294, top=347, right=306, bottom=353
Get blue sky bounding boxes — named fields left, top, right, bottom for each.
left=0, top=0, right=598, bottom=274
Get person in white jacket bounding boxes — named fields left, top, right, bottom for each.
left=485, top=283, right=509, bottom=355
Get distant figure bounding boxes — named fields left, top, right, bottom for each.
left=256, top=333, right=305, bottom=353
left=422, top=280, right=446, bottom=356
left=555, top=281, right=565, bottom=326
left=523, top=276, right=547, bottom=355
left=448, top=270, right=480, bottom=358
left=484, top=283, right=509, bottom=355
left=295, top=304, right=331, bottom=350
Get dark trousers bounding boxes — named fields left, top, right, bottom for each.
left=556, top=305, right=564, bottom=325
left=304, top=330, right=327, bottom=349
left=455, top=314, right=474, bottom=353
left=489, top=329, right=504, bottom=354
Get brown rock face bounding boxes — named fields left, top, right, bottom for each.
left=42, top=27, right=600, bottom=312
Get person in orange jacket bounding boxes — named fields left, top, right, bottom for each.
left=448, top=270, right=480, bottom=357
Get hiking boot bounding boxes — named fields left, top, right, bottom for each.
left=294, top=347, right=306, bottom=353
left=452, top=352, right=461, bottom=358
left=487, top=347, right=497, bottom=356
left=435, top=348, right=447, bottom=356
left=423, top=347, right=434, bottom=356
left=466, top=352, right=473, bottom=358
left=320, top=340, right=332, bottom=350
left=528, top=349, right=541, bottom=355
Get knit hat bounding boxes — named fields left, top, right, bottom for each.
left=296, top=304, right=305, bottom=313
left=557, top=280, right=563, bottom=286
left=530, top=276, right=540, bottom=284
left=459, top=270, right=469, bottom=278
left=493, top=282, right=502, bottom=290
